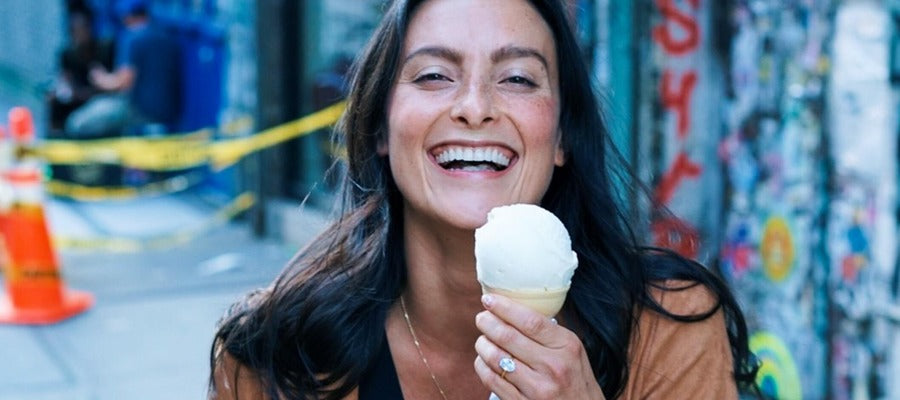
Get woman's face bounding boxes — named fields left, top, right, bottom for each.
left=386, top=0, right=564, bottom=231
left=70, top=14, right=92, bottom=46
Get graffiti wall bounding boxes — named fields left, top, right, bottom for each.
left=827, top=1, right=898, bottom=397
left=641, top=0, right=900, bottom=398
left=647, top=0, right=724, bottom=262
left=718, top=1, right=832, bottom=397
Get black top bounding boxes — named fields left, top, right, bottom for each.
left=358, top=336, right=404, bottom=399
left=60, top=40, right=115, bottom=102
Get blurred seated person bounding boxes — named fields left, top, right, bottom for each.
left=66, top=0, right=181, bottom=137
left=48, top=8, right=114, bottom=136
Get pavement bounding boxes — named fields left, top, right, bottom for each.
left=0, top=190, right=331, bottom=400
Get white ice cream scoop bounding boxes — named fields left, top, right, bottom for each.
left=475, top=204, right=578, bottom=316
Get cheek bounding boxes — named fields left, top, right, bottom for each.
left=386, top=115, right=420, bottom=159
left=387, top=89, right=432, bottom=143
left=385, top=108, right=430, bottom=177
left=386, top=100, right=413, bottom=158
left=514, top=97, right=561, bottom=148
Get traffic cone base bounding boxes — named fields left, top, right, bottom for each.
left=0, top=163, right=94, bottom=324
left=0, top=289, right=93, bottom=325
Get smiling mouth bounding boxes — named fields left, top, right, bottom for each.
left=434, top=146, right=512, bottom=172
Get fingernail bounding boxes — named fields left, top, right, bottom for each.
left=482, top=294, right=494, bottom=308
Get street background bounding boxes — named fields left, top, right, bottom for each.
left=1, top=0, right=899, bottom=399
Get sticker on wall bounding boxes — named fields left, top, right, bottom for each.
left=721, top=216, right=755, bottom=280
left=760, top=216, right=795, bottom=282
left=750, top=331, right=803, bottom=400
left=840, top=212, right=870, bottom=284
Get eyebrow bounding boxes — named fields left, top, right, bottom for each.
left=401, top=45, right=549, bottom=70
left=402, top=46, right=463, bottom=66
left=490, top=45, right=549, bottom=70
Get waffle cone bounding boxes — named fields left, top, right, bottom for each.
left=481, top=284, right=568, bottom=317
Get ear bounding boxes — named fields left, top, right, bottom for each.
left=376, top=135, right=389, bottom=156
left=554, top=132, right=566, bottom=167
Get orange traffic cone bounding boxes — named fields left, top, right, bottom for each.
left=8, top=107, right=35, bottom=166
left=8, top=106, right=33, bottom=143
left=0, top=124, right=10, bottom=171
left=0, top=166, right=93, bottom=324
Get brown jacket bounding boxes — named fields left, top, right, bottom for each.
left=622, top=281, right=738, bottom=399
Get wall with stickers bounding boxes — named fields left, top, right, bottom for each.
left=717, top=1, right=831, bottom=397
left=636, top=0, right=899, bottom=398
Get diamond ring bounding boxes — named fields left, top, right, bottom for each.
left=499, top=356, right=516, bottom=379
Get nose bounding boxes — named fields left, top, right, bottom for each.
left=450, top=80, right=496, bottom=128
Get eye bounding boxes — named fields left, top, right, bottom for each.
left=502, top=75, right=536, bottom=87
left=414, top=72, right=452, bottom=83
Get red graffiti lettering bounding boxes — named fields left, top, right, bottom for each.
left=652, top=0, right=701, bottom=56
left=652, top=216, right=700, bottom=258
left=660, top=70, right=697, bottom=139
left=655, top=152, right=703, bottom=205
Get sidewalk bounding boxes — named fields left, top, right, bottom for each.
left=0, top=192, right=330, bottom=400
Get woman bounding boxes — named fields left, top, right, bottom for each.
left=210, top=0, right=759, bottom=399
left=48, top=7, right=115, bottom=134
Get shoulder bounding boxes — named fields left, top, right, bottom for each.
left=210, top=288, right=271, bottom=399
left=646, top=279, right=719, bottom=316
left=211, top=286, right=365, bottom=400
left=210, top=343, right=267, bottom=400
left=621, top=280, right=738, bottom=399
left=210, top=344, right=361, bottom=400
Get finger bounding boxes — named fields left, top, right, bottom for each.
left=474, top=335, right=533, bottom=376
left=474, top=355, right=522, bottom=400
left=476, top=335, right=552, bottom=396
left=482, top=294, right=565, bottom=347
left=476, top=310, right=547, bottom=366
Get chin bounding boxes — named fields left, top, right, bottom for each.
left=438, top=199, right=516, bottom=231
left=448, top=212, right=491, bottom=231
left=403, top=187, right=545, bottom=233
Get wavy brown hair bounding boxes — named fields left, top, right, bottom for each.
left=210, top=1, right=758, bottom=399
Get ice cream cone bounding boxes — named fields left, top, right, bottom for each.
left=475, top=204, right=578, bottom=317
left=481, top=284, right=569, bottom=317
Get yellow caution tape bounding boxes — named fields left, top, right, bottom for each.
left=218, top=116, right=255, bottom=137
left=208, top=102, right=346, bottom=170
left=323, top=140, right=348, bottom=161
left=16, top=92, right=341, bottom=251
left=46, top=171, right=205, bottom=201
left=53, top=192, right=256, bottom=253
left=34, top=129, right=213, bottom=171
left=29, top=101, right=346, bottom=172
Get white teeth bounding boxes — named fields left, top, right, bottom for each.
left=435, top=147, right=511, bottom=167
left=474, top=148, right=485, bottom=161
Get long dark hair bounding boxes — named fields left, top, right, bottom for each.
left=210, top=0, right=758, bottom=398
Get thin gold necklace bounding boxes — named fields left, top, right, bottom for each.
left=400, top=295, right=449, bottom=400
